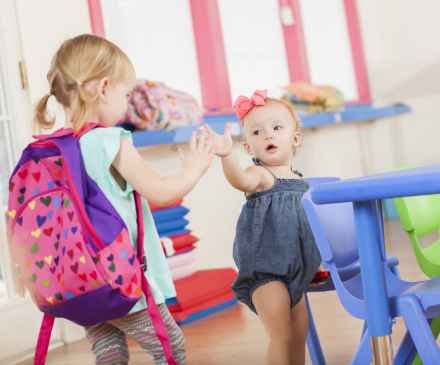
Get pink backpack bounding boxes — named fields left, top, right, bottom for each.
left=124, top=80, right=203, bottom=131
left=7, top=124, right=178, bottom=365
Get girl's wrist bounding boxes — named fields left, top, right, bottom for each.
left=183, top=165, right=204, bottom=178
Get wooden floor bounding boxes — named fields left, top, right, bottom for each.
left=17, top=220, right=438, bottom=364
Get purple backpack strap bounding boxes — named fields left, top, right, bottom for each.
left=134, top=192, right=178, bottom=365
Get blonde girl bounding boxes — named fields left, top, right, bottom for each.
left=34, top=34, right=217, bottom=365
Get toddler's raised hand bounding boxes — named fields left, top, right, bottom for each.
left=197, top=123, right=233, bottom=158
left=178, top=129, right=217, bottom=176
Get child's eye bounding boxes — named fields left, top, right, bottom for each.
left=274, top=126, right=282, bottom=130
left=253, top=130, right=261, bottom=135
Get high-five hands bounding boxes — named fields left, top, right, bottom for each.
left=197, top=123, right=233, bottom=158
left=178, top=129, right=218, bottom=176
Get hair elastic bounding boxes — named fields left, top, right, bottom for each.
left=77, top=82, right=83, bottom=86
left=48, top=92, right=51, bottom=97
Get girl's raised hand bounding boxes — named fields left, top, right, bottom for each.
left=197, top=123, right=233, bottom=158
left=178, top=129, right=218, bottom=177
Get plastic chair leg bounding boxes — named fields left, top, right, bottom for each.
left=412, top=316, right=440, bottom=365
left=361, top=321, right=368, bottom=340
left=400, top=296, right=440, bottom=365
left=350, top=328, right=372, bottom=365
left=390, top=265, right=402, bottom=279
left=305, top=294, right=326, bottom=365
left=394, top=330, right=418, bottom=365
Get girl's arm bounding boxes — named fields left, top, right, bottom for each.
left=113, top=130, right=217, bottom=206
left=200, top=123, right=265, bottom=194
left=221, top=152, right=265, bottom=193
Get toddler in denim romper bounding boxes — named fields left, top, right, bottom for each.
left=199, top=89, right=324, bottom=365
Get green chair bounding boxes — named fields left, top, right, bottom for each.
left=392, top=165, right=440, bottom=365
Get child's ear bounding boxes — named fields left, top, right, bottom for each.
left=293, top=131, right=302, bottom=147
left=97, top=78, right=110, bottom=103
left=243, top=141, right=253, bottom=156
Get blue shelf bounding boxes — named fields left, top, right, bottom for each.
left=129, top=103, right=411, bottom=148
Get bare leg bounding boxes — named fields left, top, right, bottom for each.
left=289, top=295, right=308, bottom=365
left=252, top=281, right=292, bottom=365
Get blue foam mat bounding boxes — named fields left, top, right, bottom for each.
left=176, top=299, right=238, bottom=325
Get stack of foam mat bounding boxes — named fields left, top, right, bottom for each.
left=150, top=201, right=238, bottom=324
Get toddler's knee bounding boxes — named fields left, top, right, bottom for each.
left=268, top=323, right=292, bottom=344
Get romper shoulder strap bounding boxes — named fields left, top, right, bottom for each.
left=292, top=169, right=304, bottom=179
left=252, top=157, right=277, bottom=179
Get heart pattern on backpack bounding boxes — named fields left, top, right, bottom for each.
left=8, top=147, right=142, bottom=317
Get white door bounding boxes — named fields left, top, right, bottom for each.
left=0, top=1, right=65, bottom=363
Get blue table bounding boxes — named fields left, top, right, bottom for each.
left=310, top=164, right=440, bottom=364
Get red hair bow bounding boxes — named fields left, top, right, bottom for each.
left=233, top=89, right=268, bottom=121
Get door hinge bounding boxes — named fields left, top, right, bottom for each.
left=18, top=61, right=28, bottom=89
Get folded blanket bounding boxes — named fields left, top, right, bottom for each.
left=149, top=199, right=183, bottom=212
left=282, top=81, right=344, bottom=114
left=169, top=263, right=198, bottom=281
left=152, top=206, right=190, bottom=223
left=160, top=233, right=199, bottom=256
left=166, top=250, right=197, bottom=269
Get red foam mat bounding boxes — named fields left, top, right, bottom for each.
left=170, top=268, right=237, bottom=311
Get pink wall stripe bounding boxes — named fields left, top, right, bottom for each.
left=279, top=0, right=310, bottom=83
left=88, top=0, right=106, bottom=38
left=343, top=0, right=371, bottom=102
left=189, top=0, right=233, bottom=115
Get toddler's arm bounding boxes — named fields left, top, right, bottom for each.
left=113, top=130, right=217, bottom=206
left=200, top=123, right=265, bottom=194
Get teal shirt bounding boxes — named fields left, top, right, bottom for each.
left=79, top=127, right=176, bottom=313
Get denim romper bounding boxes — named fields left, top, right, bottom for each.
left=231, top=158, right=322, bottom=314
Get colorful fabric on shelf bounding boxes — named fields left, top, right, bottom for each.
left=282, top=81, right=344, bottom=114
left=124, top=80, right=203, bottom=131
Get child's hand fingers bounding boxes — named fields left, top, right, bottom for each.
left=203, top=135, right=212, bottom=157
left=208, top=144, right=218, bottom=160
left=177, top=148, right=186, bottom=162
left=224, top=122, right=231, bottom=137
left=189, top=131, right=197, bottom=153
left=204, top=124, right=216, bottom=136
left=197, top=129, right=206, bottom=153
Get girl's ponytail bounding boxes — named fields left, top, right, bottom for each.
left=70, top=83, right=95, bottom=132
left=33, top=93, right=55, bottom=132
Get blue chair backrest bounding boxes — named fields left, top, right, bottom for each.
left=303, top=178, right=359, bottom=269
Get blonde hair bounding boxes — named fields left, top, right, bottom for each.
left=241, top=97, right=302, bottom=156
left=33, top=34, right=136, bottom=133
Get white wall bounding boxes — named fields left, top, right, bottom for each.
left=357, top=0, right=440, bottom=169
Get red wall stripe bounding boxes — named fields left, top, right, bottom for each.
left=189, top=0, right=233, bottom=115
left=279, top=0, right=310, bottom=83
left=88, top=0, right=106, bottom=38
left=343, top=0, right=371, bottom=102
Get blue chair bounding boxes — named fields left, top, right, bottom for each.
left=304, top=178, right=399, bottom=365
left=302, top=186, right=440, bottom=364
